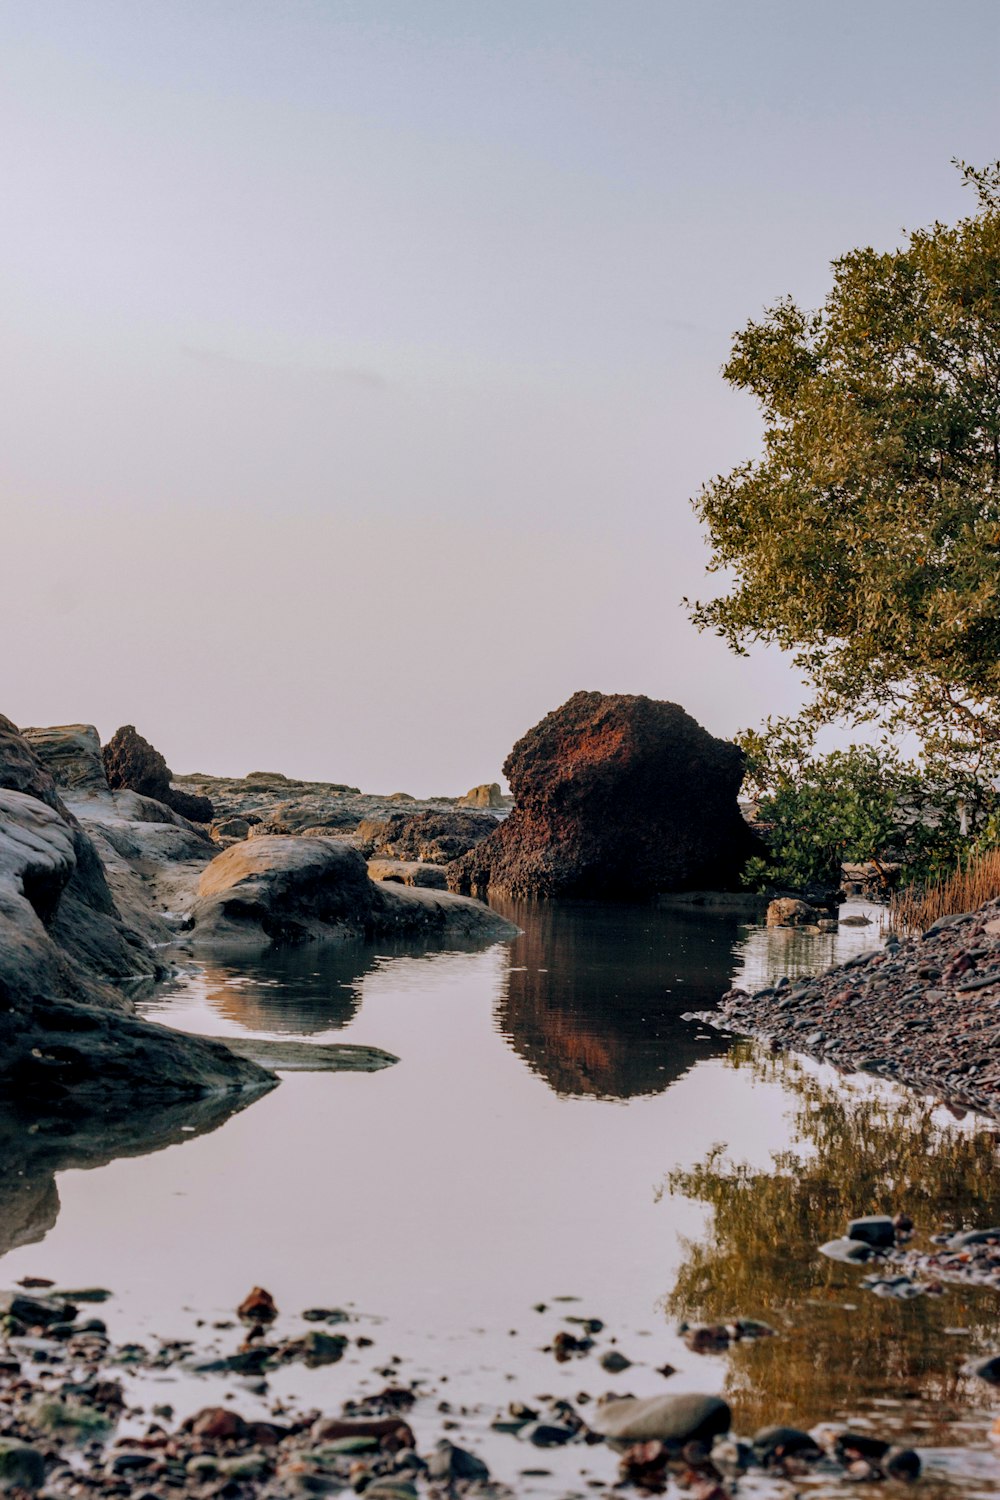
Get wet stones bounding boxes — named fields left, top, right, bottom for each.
left=590, top=1393, right=732, bottom=1447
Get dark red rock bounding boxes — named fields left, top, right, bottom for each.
left=448, top=692, right=757, bottom=899
left=102, top=725, right=213, bottom=823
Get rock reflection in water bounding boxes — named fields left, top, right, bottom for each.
left=664, top=1046, right=1000, bottom=1439
left=191, top=934, right=506, bottom=1036
left=0, top=1089, right=262, bottom=1258
left=490, top=900, right=740, bottom=1100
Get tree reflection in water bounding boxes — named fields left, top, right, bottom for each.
left=663, top=1045, right=1000, bottom=1439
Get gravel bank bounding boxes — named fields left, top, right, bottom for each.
left=709, top=897, right=1000, bottom=1119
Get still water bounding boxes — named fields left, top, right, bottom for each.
left=3, top=900, right=1000, bottom=1494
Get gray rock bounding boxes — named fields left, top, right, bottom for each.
left=589, top=1393, right=731, bottom=1447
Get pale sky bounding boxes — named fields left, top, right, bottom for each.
left=3, top=1, right=998, bottom=795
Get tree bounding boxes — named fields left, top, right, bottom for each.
left=688, top=162, right=1000, bottom=778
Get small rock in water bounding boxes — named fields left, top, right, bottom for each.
left=590, top=1393, right=731, bottom=1446
left=847, top=1216, right=897, bottom=1248
left=963, top=1353, right=1000, bottom=1385
left=682, top=1323, right=730, bottom=1353
left=819, top=1237, right=876, bottom=1264
left=0, top=1438, right=45, bottom=1493
left=752, top=1426, right=822, bottom=1464
left=425, top=1440, right=490, bottom=1482
left=238, top=1286, right=278, bottom=1323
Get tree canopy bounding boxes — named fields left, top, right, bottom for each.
left=689, top=162, right=1000, bottom=775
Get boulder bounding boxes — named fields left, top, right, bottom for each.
left=191, top=837, right=377, bottom=946
left=767, top=897, right=822, bottom=927
left=458, top=782, right=503, bottom=809
left=356, top=810, right=498, bottom=864
left=102, top=725, right=214, bottom=823
left=190, top=835, right=518, bottom=949
left=448, top=691, right=758, bottom=899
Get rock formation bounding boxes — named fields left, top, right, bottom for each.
left=448, top=691, right=758, bottom=899
left=102, top=724, right=214, bottom=823
left=190, top=835, right=518, bottom=949
left=458, top=782, right=504, bottom=809
left=355, top=809, right=498, bottom=864
left=0, top=715, right=270, bottom=1103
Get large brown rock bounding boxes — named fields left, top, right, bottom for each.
left=103, top=724, right=214, bottom=823
left=448, top=691, right=757, bottom=899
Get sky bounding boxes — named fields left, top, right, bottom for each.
left=2, top=0, right=999, bottom=795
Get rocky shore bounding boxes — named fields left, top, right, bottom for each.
left=709, top=897, right=1000, bottom=1119
left=0, top=1282, right=937, bottom=1499
left=0, top=715, right=516, bottom=1114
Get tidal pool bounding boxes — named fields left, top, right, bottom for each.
left=3, top=899, right=1000, bottom=1495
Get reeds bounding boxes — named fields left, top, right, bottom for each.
left=886, top=848, right=1000, bottom=935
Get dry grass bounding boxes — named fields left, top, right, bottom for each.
left=886, top=848, right=1000, bottom=935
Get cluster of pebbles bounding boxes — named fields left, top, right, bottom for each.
left=709, top=898, right=1000, bottom=1117
left=0, top=1282, right=940, bottom=1498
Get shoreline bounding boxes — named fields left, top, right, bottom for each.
left=706, top=898, right=1000, bottom=1121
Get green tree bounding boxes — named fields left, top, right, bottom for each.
left=689, top=162, right=1000, bottom=777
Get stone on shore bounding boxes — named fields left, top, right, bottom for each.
left=449, top=690, right=758, bottom=899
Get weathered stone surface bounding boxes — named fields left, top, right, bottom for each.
left=449, top=691, right=757, bottom=899
left=190, top=835, right=517, bottom=949
left=20, top=724, right=109, bottom=794
left=102, top=724, right=213, bottom=823
left=356, top=810, right=498, bottom=864
left=458, top=782, right=503, bottom=809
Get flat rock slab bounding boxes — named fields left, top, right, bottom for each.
left=204, top=1036, right=399, bottom=1072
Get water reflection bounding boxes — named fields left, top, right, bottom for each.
left=664, top=1046, right=1000, bottom=1439
left=0, top=1090, right=260, bottom=1257
left=188, top=933, right=506, bottom=1036
left=491, top=901, right=739, bottom=1099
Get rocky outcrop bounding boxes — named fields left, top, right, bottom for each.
left=21, top=723, right=109, bottom=793
left=449, top=691, right=758, bottom=900
left=103, top=724, right=214, bottom=823
left=355, top=810, right=498, bottom=864
left=0, top=715, right=272, bottom=1102
left=190, top=835, right=518, bottom=949
left=458, top=782, right=503, bottom=809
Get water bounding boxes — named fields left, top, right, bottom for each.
left=3, top=899, right=1000, bottom=1494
